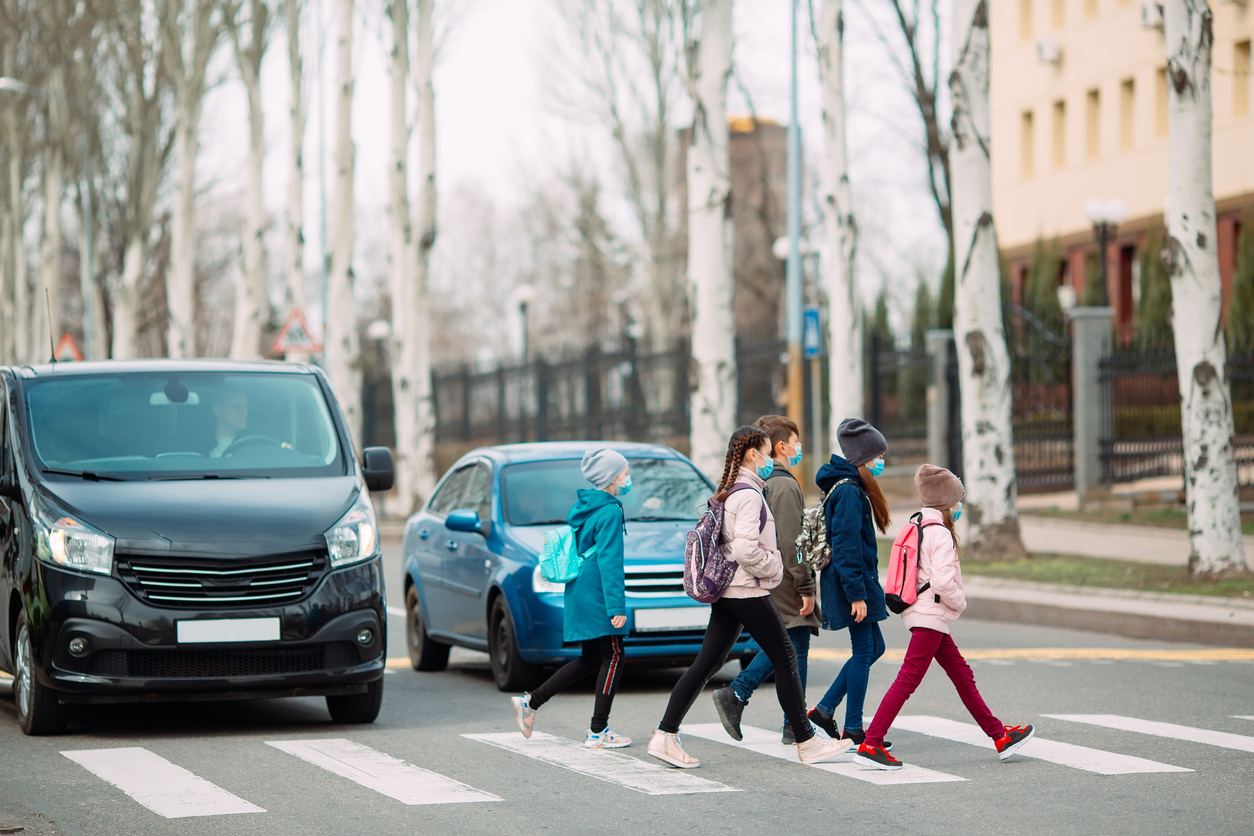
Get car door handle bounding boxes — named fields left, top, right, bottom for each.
left=445, top=540, right=459, bottom=551
left=418, top=529, right=430, bottom=540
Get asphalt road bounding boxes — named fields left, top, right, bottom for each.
left=1, top=537, right=1252, bottom=836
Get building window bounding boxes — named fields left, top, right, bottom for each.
left=1021, top=0, right=1032, bottom=40
left=1085, top=0, right=1098, bottom=17
left=1237, top=41, right=1251, bottom=119
left=1156, top=68, right=1169, bottom=137
left=1052, top=0, right=1065, bottom=27
left=1022, top=110, right=1035, bottom=179
left=1086, top=89, right=1101, bottom=159
left=1053, top=99, right=1067, bottom=168
left=1120, top=78, right=1135, bottom=149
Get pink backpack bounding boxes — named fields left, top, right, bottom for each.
left=884, top=512, right=942, bottom=615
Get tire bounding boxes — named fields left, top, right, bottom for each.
left=488, top=597, right=542, bottom=692
left=326, top=677, right=384, bottom=724
left=13, top=611, right=70, bottom=736
left=406, top=586, right=450, bottom=672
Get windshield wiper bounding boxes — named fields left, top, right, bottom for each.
left=517, top=519, right=567, bottom=526
left=630, top=515, right=691, bottom=522
left=41, top=468, right=127, bottom=482
left=147, top=474, right=264, bottom=481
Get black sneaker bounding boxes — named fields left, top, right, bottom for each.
left=713, top=687, right=747, bottom=742
left=852, top=743, right=904, bottom=771
left=807, top=706, right=840, bottom=740
left=781, top=724, right=796, bottom=745
left=842, top=727, right=893, bottom=752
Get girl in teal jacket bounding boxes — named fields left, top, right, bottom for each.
left=511, top=449, right=631, bottom=749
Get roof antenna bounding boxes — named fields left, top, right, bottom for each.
left=46, top=288, right=56, bottom=363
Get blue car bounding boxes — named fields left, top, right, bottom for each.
left=401, top=441, right=760, bottom=690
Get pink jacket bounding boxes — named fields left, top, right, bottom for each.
left=719, top=468, right=783, bottom=599
left=900, top=507, right=967, bottom=633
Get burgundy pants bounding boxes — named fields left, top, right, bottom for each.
left=864, top=627, right=1003, bottom=748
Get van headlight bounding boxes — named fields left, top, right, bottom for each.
left=33, top=502, right=115, bottom=576
left=532, top=565, right=566, bottom=594
left=325, top=492, right=380, bottom=568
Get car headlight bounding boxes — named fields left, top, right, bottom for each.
left=532, top=565, right=566, bottom=595
left=33, top=502, right=115, bottom=576
left=325, top=492, right=380, bottom=568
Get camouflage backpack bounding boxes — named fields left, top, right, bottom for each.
left=794, top=478, right=856, bottom=572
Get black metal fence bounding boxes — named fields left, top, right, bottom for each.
left=866, top=335, right=930, bottom=463
left=1006, top=306, right=1074, bottom=491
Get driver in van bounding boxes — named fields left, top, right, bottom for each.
left=208, top=389, right=249, bottom=457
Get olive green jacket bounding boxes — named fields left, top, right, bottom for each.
left=763, top=468, right=821, bottom=633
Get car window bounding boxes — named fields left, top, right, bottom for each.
left=459, top=463, right=492, bottom=522
left=427, top=466, right=472, bottom=516
left=501, top=457, right=713, bottom=526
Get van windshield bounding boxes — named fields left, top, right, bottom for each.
left=22, top=372, right=344, bottom=479
left=502, top=458, right=712, bottom=525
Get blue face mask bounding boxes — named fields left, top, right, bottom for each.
left=952, top=502, right=962, bottom=522
left=786, top=443, right=802, bottom=468
left=617, top=476, right=632, bottom=497
left=868, top=457, right=885, bottom=477
left=755, top=453, right=775, bottom=480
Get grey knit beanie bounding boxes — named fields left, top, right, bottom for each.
left=915, top=464, right=965, bottom=509
left=836, top=418, right=888, bottom=468
left=581, top=448, right=629, bottom=490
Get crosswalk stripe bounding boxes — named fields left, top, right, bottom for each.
left=463, top=732, right=738, bottom=795
left=680, top=724, right=967, bottom=785
left=1234, top=716, right=1254, bottom=721
left=62, top=748, right=265, bottom=818
left=267, top=739, right=501, bottom=805
left=1045, top=715, right=1254, bottom=753
left=893, top=716, right=1191, bottom=775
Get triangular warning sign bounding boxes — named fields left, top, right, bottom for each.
left=271, top=309, right=323, bottom=355
left=55, top=333, right=84, bottom=362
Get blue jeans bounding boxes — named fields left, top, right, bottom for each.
left=816, top=620, right=885, bottom=732
left=730, top=626, right=812, bottom=726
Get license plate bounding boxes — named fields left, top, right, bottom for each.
left=633, top=607, right=710, bottom=633
left=176, top=617, right=281, bottom=644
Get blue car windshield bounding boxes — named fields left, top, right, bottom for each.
left=22, top=372, right=344, bottom=479
left=502, top=457, right=713, bottom=525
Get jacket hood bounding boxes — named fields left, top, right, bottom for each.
left=816, top=454, right=860, bottom=491
left=567, top=488, right=621, bottom=528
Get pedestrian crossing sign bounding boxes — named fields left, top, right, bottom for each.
left=55, top=332, right=84, bottom=362
left=803, top=308, right=822, bottom=358
left=271, top=309, right=322, bottom=355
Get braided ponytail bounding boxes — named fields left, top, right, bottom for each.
left=713, top=426, right=769, bottom=501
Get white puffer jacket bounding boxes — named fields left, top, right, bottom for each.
left=900, top=507, right=967, bottom=633
left=719, top=468, right=783, bottom=598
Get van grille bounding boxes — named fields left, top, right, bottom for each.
left=115, top=550, right=328, bottom=608
left=88, top=643, right=360, bottom=678
left=624, top=565, right=686, bottom=598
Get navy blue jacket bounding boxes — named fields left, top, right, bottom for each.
left=816, top=455, right=887, bottom=630
left=562, top=489, right=629, bottom=642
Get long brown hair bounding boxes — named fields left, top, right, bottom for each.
left=940, top=508, right=962, bottom=557
left=713, top=426, right=770, bottom=501
left=857, top=464, right=892, bottom=534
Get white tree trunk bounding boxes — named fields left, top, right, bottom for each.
left=37, top=69, right=68, bottom=362
left=685, top=0, right=736, bottom=479
left=949, top=0, right=1025, bottom=560
left=326, top=0, right=362, bottom=449
left=815, top=0, right=862, bottom=448
left=284, top=0, right=309, bottom=361
left=3, top=107, right=30, bottom=364
left=392, top=0, right=438, bottom=515
left=113, top=237, right=147, bottom=359
left=1164, top=1, right=1247, bottom=577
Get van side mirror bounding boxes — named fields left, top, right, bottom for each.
left=446, top=508, right=490, bottom=537
left=361, top=447, right=395, bottom=492
left=0, top=474, right=17, bottom=501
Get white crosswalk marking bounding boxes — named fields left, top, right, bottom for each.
left=1234, top=716, right=1254, bottom=721
left=1045, top=715, right=1254, bottom=753
left=463, top=732, right=738, bottom=795
left=62, top=748, right=265, bottom=819
left=893, top=716, right=1191, bottom=775
left=268, top=739, right=501, bottom=805
left=680, top=724, right=967, bottom=785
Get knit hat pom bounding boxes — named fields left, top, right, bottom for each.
left=915, top=464, right=964, bottom=509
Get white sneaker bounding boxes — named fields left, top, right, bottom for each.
left=647, top=730, right=700, bottom=768
left=797, top=733, right=854, bottom=764
left=511, top=694, right=535, bottom=739
left=584, top=728, right=632, bottom=748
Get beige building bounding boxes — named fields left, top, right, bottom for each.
left=992, top=0, right=1253, bottom=339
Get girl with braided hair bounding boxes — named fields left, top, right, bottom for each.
left=647, top=427, right=854, bottom=769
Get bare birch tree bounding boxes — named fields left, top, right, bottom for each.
left=949, top=0, right=1025, bottom=560
left=0, top=0, right=34, bottom=364
left=810, top=0, right=862, bottom=438
left=326, top=0, right=362, bottom=447
left=225, top=0, right=273, bottom=359
left=681, top=0, right=735, bottom=477
left=283, top=0, right=308, bottom=357
left=160, top=0, right=223, bottom=358
left=1163, top=0, right=1247, bottom=577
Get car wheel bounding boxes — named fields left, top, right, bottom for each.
left=326, top=677, right=384, bottom=724
left=14, top=611, right=70, bottom=736
left=488, top=597, right=541, bottom=692
left=406, top=586, right=450, bottom=672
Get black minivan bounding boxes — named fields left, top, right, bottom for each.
left=0, top=360, right=394, bottom=734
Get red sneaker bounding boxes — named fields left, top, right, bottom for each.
left=852, top=742, right=904, bottom=771
left=994, top=724, right=1035, bottom=761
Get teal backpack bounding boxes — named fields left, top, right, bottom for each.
left=539, top=526, right=599, bottom=583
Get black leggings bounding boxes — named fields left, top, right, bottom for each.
left=658, top=596, right=814, bottom=743
left=528, top=635, right=625, bottom=733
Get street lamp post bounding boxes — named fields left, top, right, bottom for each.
left=1084, top=198, right=1128, bottom=308
left=784, top=0, right=804, bottom=438
left=0, top=76, right=94, bottom=360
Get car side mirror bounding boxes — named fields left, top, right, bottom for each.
left=0, top=474, right=19, bottom=501
left=446, top=508, right=489, bottom=537
left=361, top=447, right=394, bottom=492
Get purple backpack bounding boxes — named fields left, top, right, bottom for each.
left=684, top=483, right=768, bottom=604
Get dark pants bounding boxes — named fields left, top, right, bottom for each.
left=864, top=627, right=1003, bottom=748
left=528, top=635, right=625, bottom=733
left=729, top=625, right=812, bottom=726
left=657, top=596, right=814, bottom=743
left=817, top=619, right=886, bottom=732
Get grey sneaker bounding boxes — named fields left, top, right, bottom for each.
left=511, top=693, right=535, bottom=739
left=713, top=686, right=746, bottom=741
